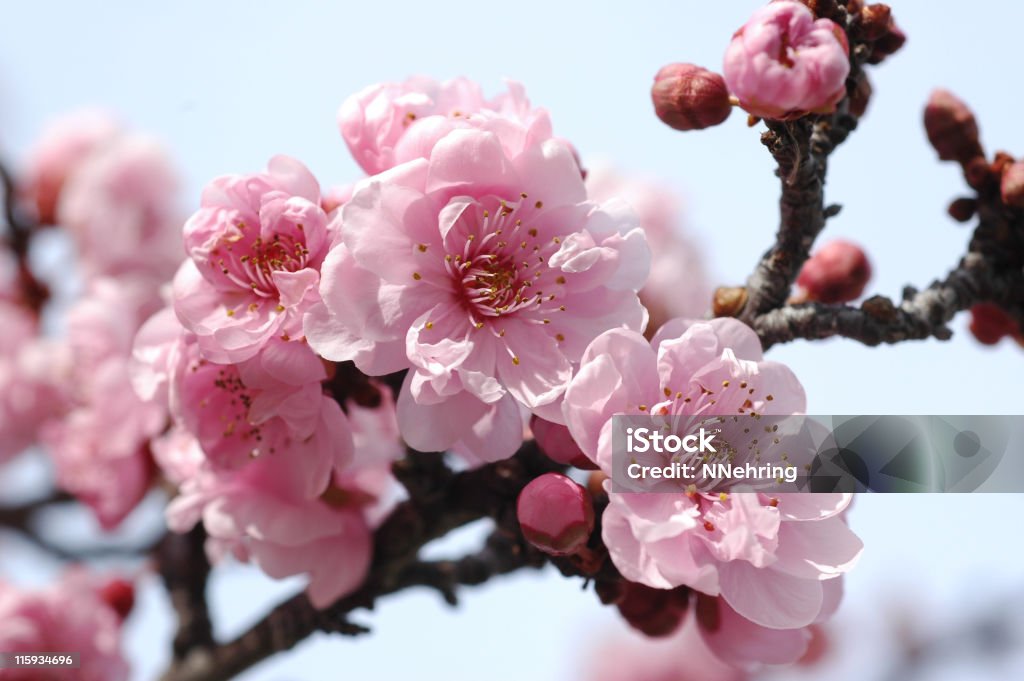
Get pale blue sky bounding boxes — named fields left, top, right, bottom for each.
left=1, top=2, right=1023, bottom=680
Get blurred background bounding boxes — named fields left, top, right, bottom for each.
left=1, top=1, right=1023, bottom=679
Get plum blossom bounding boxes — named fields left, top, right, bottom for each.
left=58, top=134, right=183, bottom=281
left=563, top=318, right=862, bottom=664
left=585, top=163, right=712, bottom=331
left=0, top=572, right=130, bottom=681
left=307, top=126, right=649, bottom=462
left=133, top=309, right=394, bottom=606
left=20, top=109, right=120, bottom=224
left=174, top=156, right=332, bottom=364
left=40, top=278, right=165, bottom=529
left=723, top=1, right=850, bottom=120
left=339, top=76, right=551, bottom=175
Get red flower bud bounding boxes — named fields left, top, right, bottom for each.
left=530, top=416, right=595, bottom=470
left=1001, top=161, right=1024, bottom=208
left=797, top=239, right=872, bottom=304
left=616, top=581, right=689, bottom=637
left=866, top=21, right=906, bottom=64
left=517, top=473, right=594, bottom=556
left=98, top=578, right=136, bottom=621
left=947, top=197, right=977, bottom=223
left=969, top=303, right=1019, bottom=346
left=859, top=4, right=892, bottom=41
left=923, top=89, right=982, bottom=164
left=651, top=64, right=732, bottom=132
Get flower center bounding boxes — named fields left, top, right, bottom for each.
left=214, top=225, right=311, bottom=297
left=441, top=197, right=565, bottom=328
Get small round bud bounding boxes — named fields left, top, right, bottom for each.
left=712, top=286, right=748, bottom=317
left=530, top=416, right=595, bottom=470
left=517, top=473, right=595, bottom=556
left=969, top=303, right=1019, bottom=346
left=849, top=75, right=873, bottom=118
left=923, top=89, right=982, bottom=164
left=616, top=581, right=689, bottom=637
left=859, top=3, right=892, bottom=41
left=98, top=578, right=136, bottom=621
left=964, top=155, right=992, bottom=191
left=651, top=63, right=732, bottom=131
left=947, top=197, right=977, bottom=223
left=866, top=21, right=906, bottom=64
left=797, top=239, right=872, bottom=304
left=1001, top=161, right=1024, bottom=208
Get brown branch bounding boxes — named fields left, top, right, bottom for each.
left=0, top=160, right=49, bottom=312
left=753, top=252, right=1024, bottom=348
left=156, top=526, right=215, bottom=659
left=159, top=442, right=563, bottom=681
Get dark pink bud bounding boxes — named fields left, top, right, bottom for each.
left=99, top=578, right=136, bottom=621
left=969, top=303, right=1018, bottom=346
left=530, top=416, right=595, bottom=469
left=859, top=3, right=892, bottom=41
left=651, top=63, right=732, bottom=131
left=797, top=239, right=872, bottom=304
left=947, top=197, right=977, bottom=223
left=1001, top=161, right=1024, bottom=208
left=924, top=89, right=982, bottom=164
left=616, top=581, right=689, bottom=637
left=517, top=472, right=594, bottom=556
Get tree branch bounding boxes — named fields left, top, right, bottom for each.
left=754, top=252, right=1024, bottom=348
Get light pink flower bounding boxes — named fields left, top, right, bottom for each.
left=0, top=572, right=129, bottom=681
left=41, top=279, right=165, bottom=529
left=58, top=134, right=183, bottom=281
left=174, top=156, right=331, bottom=364
left=723, top=1, right=850, bottom=120
left=563, top=319, right=861, bottom=650
left=585, top=163, right=712, bottom=329
left=167, top=448, right=373, bottom=609
left=307, top=129, right=649, bottom=462
left=20, top=109, right=120, bottom=224
left=339, top=76, right=551, bottom=175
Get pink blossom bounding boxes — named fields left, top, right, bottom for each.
left=20, top=109, right=120, bottom=224
left=585, top=163, right=712, bottom=329
left=133, top=308, right=376, bottom=606
left=40, top=279, right=165, bottom=529
left=563, top=319, right=861, bottom=654
left=723, top=1, right=850, bottom=120
left=167, top=449, right=373, bottom=609
left=306, top=128, right=649, bottom=462
left=0, top=572, right=129, bottom=681
left=174, top=156, right=332, bottom=364
left=58, top=134, right=183, bottom=281
left=339, top=76, right=551, bottom=175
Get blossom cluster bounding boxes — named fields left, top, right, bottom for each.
left=0, top=3, right=874, bottom=675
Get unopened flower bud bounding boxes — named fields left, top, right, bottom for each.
left=849, top=75, right=873, bottom=118
left=866, top=21, right=906, bottom=64
left=969, top=303, right=1019, bottom=346
left=947, top=197, right=977, bottom=223
left=797, top=239, right=872, bottom=304
left=651, top=64, right=732, bottom=131
left=98, top=578, right=136, bottom=621
left=616, top=582, right=689, bottom=637
left=1001, top=161, right=1024, bottom=208
left=517, top=473, right=595, bottom=556
left=712, top=286, right=748, bottom=317
left=859, top=3, right=892, bottom=41
left=964, top=155, right=992, bottom=191
left=923, top=89, right=982, bottom=164
left=530, top=416, right=595, bottom=470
